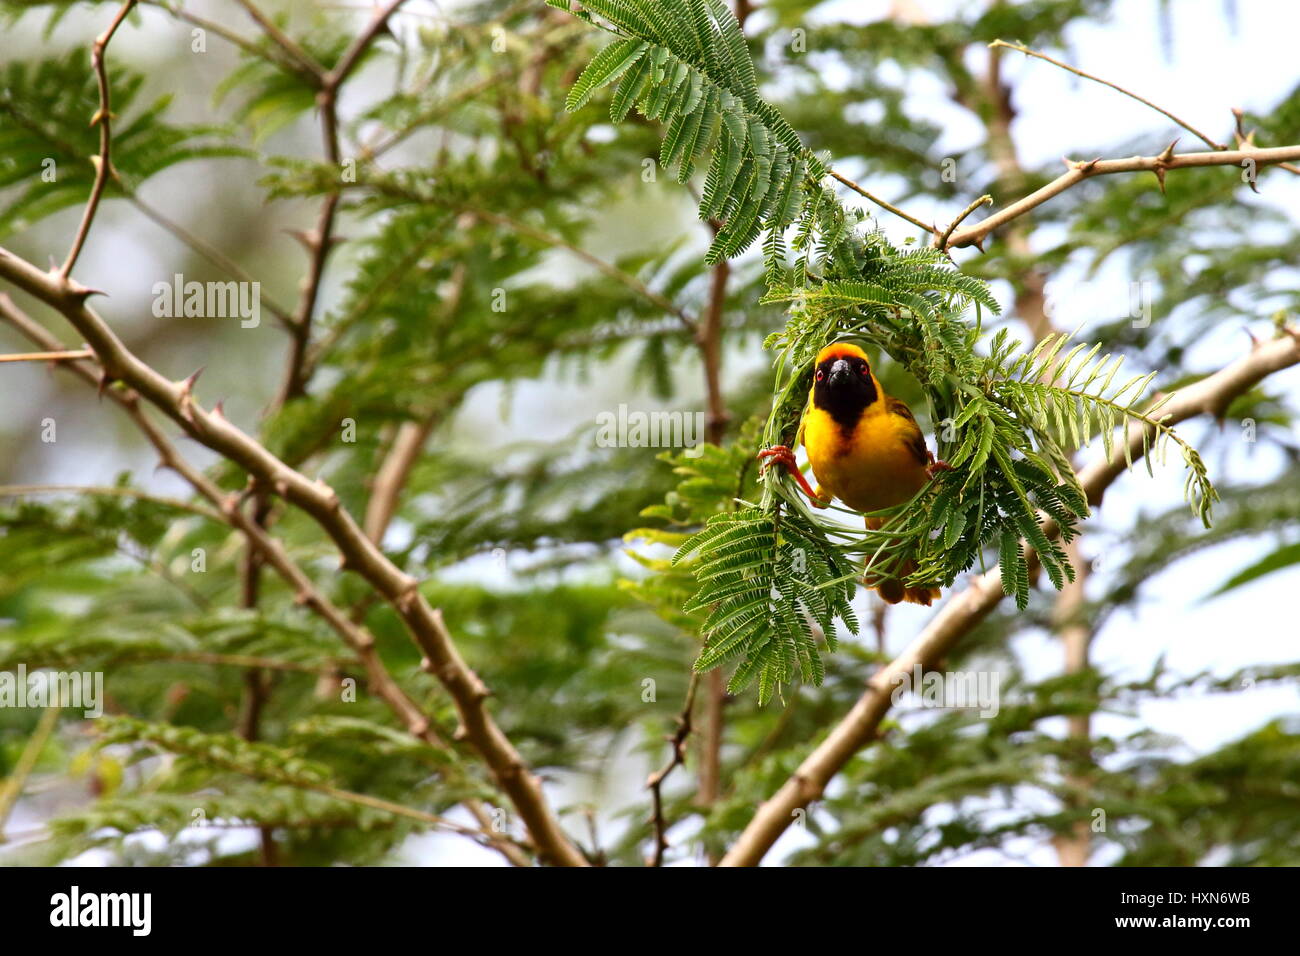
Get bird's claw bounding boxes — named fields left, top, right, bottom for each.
left=758, top=445, right=827, bottom=507
left=757, top=444, right=798, bottom=470
left=925, top=453, right=955, bottom=481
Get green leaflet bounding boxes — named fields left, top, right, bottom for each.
left=673, top=506, right=856, bottom=705
left=564, top=38, right=650, bottom=112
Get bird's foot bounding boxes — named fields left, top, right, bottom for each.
left=758, top=445, right=828, bottom=507
left=925, top=453, right=955, bottom=480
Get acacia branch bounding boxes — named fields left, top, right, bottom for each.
left=60, top=0, right=137, bottom=279
left=935, top=194, right=992, bottom=252
left=327, top=0, right=404, bottom=88
left=719, top=328, right=1300, bottom=867
left=138, top=1, right=306, bottom=74
left=945, top=144, right=1300, bottom=250
left=277, top=1, right=406, bottom=403
left=0, top=288, right=550, bottom=867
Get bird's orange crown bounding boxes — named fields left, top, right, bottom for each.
left=814, top=341, right=871, bottom=366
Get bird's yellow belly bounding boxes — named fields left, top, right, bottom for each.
left=804, top=411, right=926, bottom=514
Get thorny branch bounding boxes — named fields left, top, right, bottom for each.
left=646, top=674, right=699, bottom=866
left=59, top=0, right=137, bottom=279
left=831, top=36, right=1300, bottom=248
left=232, top=0, right=326, bottom=84
left=944, top=144, right=1300, bottom=250
left=277, top=0, right=408, bottom=404
left=0, top=292, right=539, bottom=868
left=0, top=349, right=93, bottom=364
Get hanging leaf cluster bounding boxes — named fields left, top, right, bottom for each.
left=552, top=0, right=1217, bottom=701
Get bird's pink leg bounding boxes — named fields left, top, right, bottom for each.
left=759, top=445, right=827, bottom=507
left=925, top=450, right=955, bottom=480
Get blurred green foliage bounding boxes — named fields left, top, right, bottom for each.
left=0, top=0, right=1296, bottom=867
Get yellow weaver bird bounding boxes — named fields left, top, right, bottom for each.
left=759, top=341, right=950, bottom=606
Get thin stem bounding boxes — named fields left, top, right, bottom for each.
left=232, top=0, right=326, bottom=83
left=139, top=1, right=299, bottom=72
left=276, top=0, right=409, bottom=403
left=0, top=705, right=61, bottom=842
left=0, top=349, right=93, bottom=364
left=646, top=673, right=698, bottom=866
left=989, top=39, right=1225, bottom=151
left=129, top=195, right=294, bottom=328
left=935, top=194, right=992, bottom=251
left=829, top=170, right=936, bottom=237
left=60, top=0, right=138, bottom=279
left=0, top=483, right=222, bottom=521
left=326, top=0, right=406, bottom=88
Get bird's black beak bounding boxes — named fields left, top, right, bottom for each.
left=827, top=358, right=853, bottom=387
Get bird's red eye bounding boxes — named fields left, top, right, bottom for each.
left=815, top=369, right=825, bottom=382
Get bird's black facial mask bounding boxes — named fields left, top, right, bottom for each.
left=813, top=353, right=878, bottom=429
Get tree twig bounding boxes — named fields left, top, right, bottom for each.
left=0, top=482, right=221, bottom=520
left=0, top=349, right=94, bottom=364
left=935, top=194, right=992, bottom=251
left=60, top=0, right=137, bottom=279
left=128, top=195, right=295, bottom=329
left=829, top=170, right=936, bottom=237
left=945, top=144, right=1300, bottom=250
left=646, top=673, right=698, bottom=866
left=232, top=0, right=326, bottom=84
left=1231, top=107, right=1300, bottom=176
left=718, top=327, right=1300, bottom=866
left=276, top=0, right=408, bottom=403
left=364, top=414, right=440, bottom=544
left=989, top=39, right=1226, bottom=151
left=139, top=1, right=303, bottom=73
left=326, top=0, right=405, bottom=88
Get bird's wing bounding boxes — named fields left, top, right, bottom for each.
left=795, top=394, right=812, bottom=449
left=886, top=397, right=929, bottom=467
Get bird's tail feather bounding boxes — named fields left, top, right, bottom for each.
left=864, top=516, right=941, bottom=606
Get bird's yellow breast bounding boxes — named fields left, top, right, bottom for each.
left=803, top=400, right=928, bottom=515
